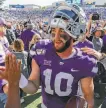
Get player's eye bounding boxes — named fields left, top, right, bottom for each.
left=60, top=34, right=69, bottom=40
left=60, top=29, right=65, bottom=33
left=51, top=28, right=55, bottom=33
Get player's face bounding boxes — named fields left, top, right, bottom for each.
left=51, top=28, right=71, bottom=52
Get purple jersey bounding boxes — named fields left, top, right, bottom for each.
left=102, top=35, right=106, bottom=45
left=19, top=29, right=36, bottom=51
left=74, top=39, right=93, bottom=48
left=101, top=35, right=106, bottom=53
left=30, top=39, right=98, bottom=108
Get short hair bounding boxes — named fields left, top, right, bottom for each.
left=13, top=39, right=24, bottom=52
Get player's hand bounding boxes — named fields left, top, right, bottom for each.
left=81, top=47, right=102, bottom=60
left=0, top=54, right=21, bottom=86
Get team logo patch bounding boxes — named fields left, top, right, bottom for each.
left=36, top=49, right=46, bottom=55
left=59, top=62, right=64, bottom=65
left=71, top=68, right=79, bottom=72
left=44, top=60, right=52, bottom=66
left=30, top=49, right=46, bottom=56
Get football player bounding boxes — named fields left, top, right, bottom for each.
left=0, top=4, right=98, bottom=108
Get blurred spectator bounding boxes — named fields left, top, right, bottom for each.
left=14, top=24, right=21, bottom=39
left=101, top=26, right=106, bottom=53
left=74, top=30, right=93, bottom=48
left=5, top=22, right=16, bottom=45
left=12, top=39, right=29, bottom=103
left=29, top=34, right=41, bottom=50
left=19, top=23, right=37, bottom=51
left=92, top=27, right=104, bottom=52
left=39, top=22, right=50, bottom=39
left=12, top=39, right=29, bottom=78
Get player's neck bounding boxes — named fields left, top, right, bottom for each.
left=57, top=45, right=73, bottom=59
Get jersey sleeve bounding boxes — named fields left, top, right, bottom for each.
left=29, top=39, right=51, bottom=66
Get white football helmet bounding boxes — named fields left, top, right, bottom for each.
left=48, top=4, right=87, bottom=39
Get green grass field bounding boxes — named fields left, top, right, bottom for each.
left=21, top=89, right=41, bottom=108
left=21, top=89, right=104, bottom=108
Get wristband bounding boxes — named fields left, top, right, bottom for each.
left=19, top=73, right=28, bottom=88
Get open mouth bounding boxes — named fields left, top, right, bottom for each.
left=55, top=41, right=63, bottom=44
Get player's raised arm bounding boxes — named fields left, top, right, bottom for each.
left=0, top=54, right=21, bottom=108
left=6, top=82, right=21, bottom=108
left=80, top=77, right=94, bottom=108
left=21, top=59, right=40, bottom=94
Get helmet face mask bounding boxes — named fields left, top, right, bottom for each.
left=48, top=4, right=87, bottom=40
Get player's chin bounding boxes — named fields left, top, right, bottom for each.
left=54, top=43, right=64, bottom=49
left=55, top=46, right=64, bottom=52
left=65, top=96, right=87, bottom=108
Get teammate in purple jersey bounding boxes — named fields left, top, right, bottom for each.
left=0, top=4, right=98, bottom=108
left=74, top=38, right=93, bottom=48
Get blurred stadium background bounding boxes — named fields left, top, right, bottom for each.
left=0, top=0, right=106, bottom=108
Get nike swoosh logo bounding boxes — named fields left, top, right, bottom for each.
left=71, top=69, right=79, bottom=72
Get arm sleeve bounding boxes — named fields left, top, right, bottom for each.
left=29, top=43, right=42, bottom=66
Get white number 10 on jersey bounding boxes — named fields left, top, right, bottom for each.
left=43, top=69, right=74, bottom=96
